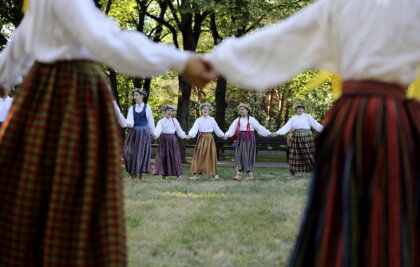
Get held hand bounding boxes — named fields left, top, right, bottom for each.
left=270, top=132, right=278, bottom=137
left=186, top=135, right=191, bottom=140
left=183, top=55, right=218, bottom=88
left=127, top=123, right=133, bottom=128
left=152, top=134, right=158, bottom=140
left=222, top=135, right=228, bottom=140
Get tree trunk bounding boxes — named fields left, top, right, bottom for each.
left=93, top=0, right=101, bottom=9
left=133, top=78, right=143, bottom=89
left=176, top=9, right=202, bottom=162
left=215, top=77, right=228, bottom=131
left=267, top=89, right=274, bottom=121
left=276, top=92, right=284, bottom=128
left=284, top=101, right=292, bottom=125
left=176, top=75, right=192, bottom=163
left=108, top=67, right=119, bottom=105
left=143, top=78, right=152, bottom=103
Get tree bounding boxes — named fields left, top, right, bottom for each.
left=207, top=0, right=314, bottom=132
left=0, top=0, right=24, bottom=49
left=144, top=0, right=212, bottom=162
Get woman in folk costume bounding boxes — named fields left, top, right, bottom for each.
left=188, top=102, right=226, bottom=180
left=123, top=88, right=155, bottom=179
left=205, top=0, right=420, bottom=266
left=153, top=105, right=186, bottom=181
left=224, top=103, right=272, bottom=180
left=274, top=103, right=323, bottom=179
left=0, top=0, right=214, bottom=265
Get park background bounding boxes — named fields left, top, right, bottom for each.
left=1, top=0, right=332, bottom=265
left=1, top=0, right=334, bottom=160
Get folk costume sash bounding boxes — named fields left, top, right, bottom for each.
left=22, top=0, right=29, bottom=12
left=306, top=67, right=420, bottom=101
left=232, top=117, right=251, bottom=142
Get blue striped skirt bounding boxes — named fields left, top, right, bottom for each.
left=235, top=131, right=256, bottom=172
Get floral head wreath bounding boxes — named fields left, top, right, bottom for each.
left=199, top=102, right=213, bottom=112
left=237, top=103, right=251, bottom=112
left=132, top=88, right=148, bottom=97
left=294, top=103, right=306, bottom=110
left=160, top=105, right=176, bottom=112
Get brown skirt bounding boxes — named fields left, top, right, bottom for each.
left=190, top=133, right=218, bottom=175
left=0, top=61, right=127, bottom=266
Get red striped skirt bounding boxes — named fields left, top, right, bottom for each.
left=0, top=61, right=127, bottom=266
left=289, top=80, right=420, bottom=267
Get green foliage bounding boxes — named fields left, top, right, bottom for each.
left=0, top=0, right=333, bottom=129
left=280, top=70, right=334, bottom=122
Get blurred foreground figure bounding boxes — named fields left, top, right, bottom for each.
left=206, top=0, right=420, bottom=266
left=0, top=0, right=215, bottom=265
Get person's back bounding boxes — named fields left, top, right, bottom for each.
left=0, top=0, right=214, bottom=265
left=206, top=0, right=420, bottom=266
left=206, top=0, right=420, bottom=90
left=328, top=0, right=420, bottom=85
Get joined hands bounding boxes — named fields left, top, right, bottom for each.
left=183, top=55, right=218, bottom=88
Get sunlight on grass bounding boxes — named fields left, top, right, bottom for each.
left=124, top=167, right=309, bottom=267
left=158, top=191, right=227, bottom=199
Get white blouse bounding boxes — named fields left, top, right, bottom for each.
left=0, top=0, right=190, bottom=87
left=206, top=0, right=420, bottom=91
left=112, top=100, right=127, bottom=128
left=0, top=96, right=13, bottom=122
left=225, top=116, right=271, bottom=137
left=276, top=113, right=323, bottom=135
left=154, top=117, right=186, bottom=139
left=126, top=103, right=155, bottom=134
left=188, top=116, right=224, bottom=138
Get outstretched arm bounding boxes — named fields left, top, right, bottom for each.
left=112, top=100, right=128, bottom=128
left=276, top=118, right=294, bottom=136
left=212, top=118, right=225, bottom=138
left=308, top=114, right=324, bottom=132
left=225, top=118, right=239, bottom=138
left=0, top=26, right=34, bottom=87
left=250, top=117, right=271, bottom=136
left=53, top=0, right=214, bottom=88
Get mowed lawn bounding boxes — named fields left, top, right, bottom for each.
left=124, top=167, right=309, bottom=267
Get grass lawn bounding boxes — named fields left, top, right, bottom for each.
left=124, top=167, right=309, bottom=267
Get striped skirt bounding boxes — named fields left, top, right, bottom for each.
left=123, top=125, right=152, bottom=175
left=235, top=131, right=256, bottom=172
left=289, top=80, right=420, bottom=267
left=154, top=134, right=183, bottom=177
left=288, top=129, right=315, bottom=175
left=0, top=61, right=127, bottom=266
left=190, top=133, right=218, bottom=175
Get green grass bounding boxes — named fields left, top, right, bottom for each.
left=124, top=167, right=309, bottom=267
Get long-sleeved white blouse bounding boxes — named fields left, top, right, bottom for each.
left=188, top=116, right=224, bottom=138
left=276, top=113, right=323, bottom=135
left=154, top=117, right=186, bottom=139
left=225, top=116, right=271, bottom=137
left=0, top=0, right=190, bottom=87
left=206, top=0, right=420, bottom=91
